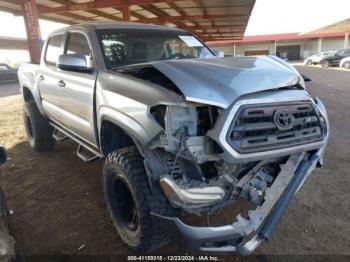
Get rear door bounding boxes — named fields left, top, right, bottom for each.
left=38, top=33, right=65, bottom=124
left=54, top=30, right=97, bottom=147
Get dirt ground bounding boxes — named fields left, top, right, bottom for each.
left=0, top=66, right=349, bottom=260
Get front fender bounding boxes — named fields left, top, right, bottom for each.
left=18, top=67, right=46, bottom=116
left=98, top=105, right=162, bottom=146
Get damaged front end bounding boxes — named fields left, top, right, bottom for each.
left=142, top=88, right=329, bottom=254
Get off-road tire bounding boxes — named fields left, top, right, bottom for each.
left=23, top=101, right=55, bottom=152
left=102, top=146, right=178, bottom=253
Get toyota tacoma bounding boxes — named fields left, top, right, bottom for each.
left=18, top=22, right=329, bottom=254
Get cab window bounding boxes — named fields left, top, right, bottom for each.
left=65, top=32, right=92, bottom=63
left=45, top=34, right=64, bottom=66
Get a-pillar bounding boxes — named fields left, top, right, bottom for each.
left=21, top=0, right=42, bottom=63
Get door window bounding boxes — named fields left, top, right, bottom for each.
left=66, top=32, right=92, bottom=64
left=45, top=34, right=64, bottom=65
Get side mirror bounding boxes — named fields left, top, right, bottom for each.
left=301, top=74, right=312, bottom=82
left=57, top=54, right=93, bottom=73
left=0, top=146, right=6, bottom=165
left=213, top=49, right=224, bottom=57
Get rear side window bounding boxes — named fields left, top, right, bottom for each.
left=45, top=34, right=64, bottom=65
left=66, top=32, right=92, bottom=62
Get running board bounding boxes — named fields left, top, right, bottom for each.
left=77, top=145, right=99, bottom=163
left=50, top=122, right=101, bottom=163
left=52, top=129, right=68, bottom=142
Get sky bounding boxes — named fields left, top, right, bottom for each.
left=0, top=0, right=350, bottom=63
left=245, top=0, right=350, bottom=35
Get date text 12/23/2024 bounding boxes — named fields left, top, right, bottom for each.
left=127, top=256, right=220, bottom=261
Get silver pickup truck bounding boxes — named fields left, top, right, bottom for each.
left=18, top=22, right=329, bottom=255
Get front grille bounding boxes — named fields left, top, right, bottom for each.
left=228, top=102, right=324, bottom=153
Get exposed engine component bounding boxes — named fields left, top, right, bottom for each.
left=215, top=161, right=239, bottom=177
left=186, top=136, right=221, bottom=163
left=166, top=157, right=183, bottom=179
left=159, top=106, right=197, bottom=153
left=153, top=105, right=221, bottom=161
left=166, top=106, right=197, bottom=137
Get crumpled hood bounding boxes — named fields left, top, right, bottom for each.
left=151, top=56, right=302, bottom=108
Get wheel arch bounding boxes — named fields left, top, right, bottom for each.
left=98, top=107, right=158, bottom=154
left=22, top=86, right=35, bottom=102
left=99, top=119, right=164, bottom=196
left=21, top=85, right=47, bottom=116
left=99, top=119, right=136, bottom=156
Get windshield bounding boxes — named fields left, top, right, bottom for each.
left=96, top=28, right=214, bottom=69
left=335, top=50, right=344, bottom=56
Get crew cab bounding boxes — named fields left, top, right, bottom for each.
left=18, top=22, right=329, bottom=255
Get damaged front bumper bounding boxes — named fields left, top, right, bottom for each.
left=151, top=137, right=328, bottom=255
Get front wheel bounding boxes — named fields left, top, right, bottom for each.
left=102, top=146, right=178, bottom=252
left=343, top=61, right=350, bottom=69
left=320, top=60, right=329, bottom=68
left=23, top=101, right=55, bottom=152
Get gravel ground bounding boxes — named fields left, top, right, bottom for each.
left=0, top=66, right=349, bottom=261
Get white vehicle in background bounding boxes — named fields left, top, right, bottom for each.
left=304, top=51, right=336, bottom=65
left=340, top=56, right=350, bottom=69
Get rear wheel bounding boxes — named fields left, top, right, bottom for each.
left=102, top=146, right=178, bottom=252
left=343, top=61, right=350, bottom=69
left=23, top=101, right=55, bottom=152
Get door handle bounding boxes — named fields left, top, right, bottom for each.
left=39, top=75, right=45, bottom=81
left=57, top=80, right=66, bottom=87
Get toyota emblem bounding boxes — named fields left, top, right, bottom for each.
left=274, top=110, right=294, bottom=130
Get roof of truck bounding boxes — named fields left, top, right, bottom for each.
left=50, top=21, right=187, bottom=35
left=87, top=21, right=186, bottom=30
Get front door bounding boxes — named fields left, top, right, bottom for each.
left=54, top=31, right=97, bottom=147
